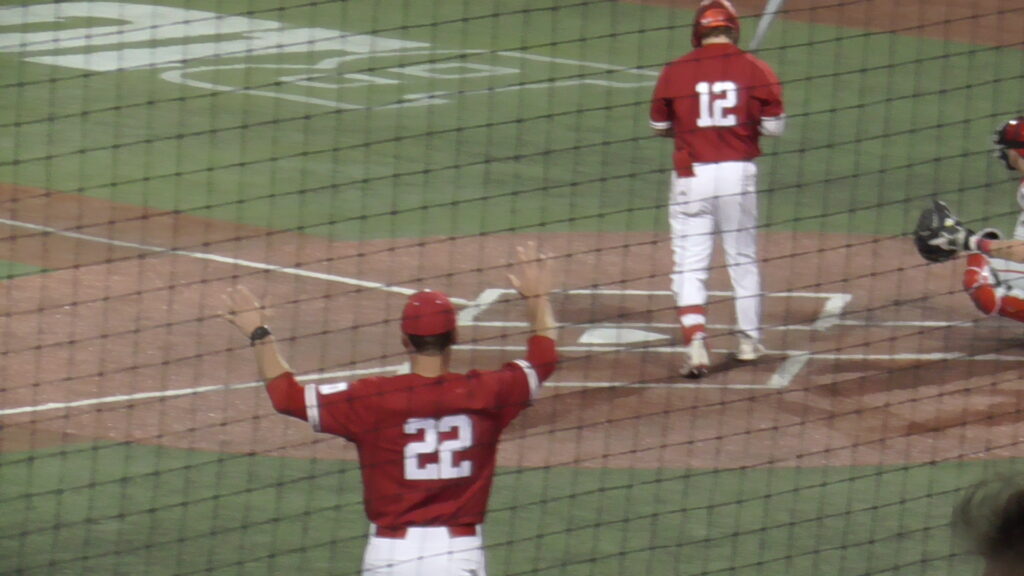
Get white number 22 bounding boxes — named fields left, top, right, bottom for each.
left=403, top=415, right=474, bottom=480
left=696, top=81, right=738, bottom=127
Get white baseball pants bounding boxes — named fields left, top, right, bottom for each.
left=362, top=525, right=486, bottom=576
left=1013, top=181, right=1024, bottom=240
left=668, top=161, right=762, bottom=340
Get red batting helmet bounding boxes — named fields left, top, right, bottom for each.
left=996, top=117, right=1024, bottom=149
left=691, top=0, right=740, bottom=48
left=401, top=290, right=456, bottom=336
left=994, top=116, right=1024, bottom=171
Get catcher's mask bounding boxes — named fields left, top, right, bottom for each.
left=691, top=0, right=740, bottom=48
left=994, top=116, right=1024, bottom=171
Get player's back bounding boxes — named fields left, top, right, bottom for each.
left=655, top=43, right=781, bottom=162
left=330, top=369, right=530, bottom=528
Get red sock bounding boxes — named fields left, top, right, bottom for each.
left=677, top=306, right=706, bottom=345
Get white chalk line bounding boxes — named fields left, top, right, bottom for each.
left=9, top=341, right=1017, bottom=414
left=0, top=363, right=409, bottom=416
left=0, top=220, right=994, bottom=405
left=462, top=288, right=967, bottom=330
left=452, top=343, right=1024, bottom=361
left=0, top=217, right=471, bottom=306
left=465, top=319, right=976, bottom=331
left=6, top=330, right=1014, bottom=414
left=548, top=353, right=811, bottom=390
left=0, top=215, right=465, bottom=414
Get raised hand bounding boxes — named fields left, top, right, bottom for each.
left=508, top=242, right=552, bottom=299
left=221, top=285, right=269, bottom=336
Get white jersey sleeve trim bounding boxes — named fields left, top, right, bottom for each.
left=511, top=359, right=541, bottom=399
left=319, top=381, right=349, bottom=395
left=304, top=384, right=322, bottom=432
left=650, top=119, right=672, bottom=131
left=759, top=115, right=786, bottom=136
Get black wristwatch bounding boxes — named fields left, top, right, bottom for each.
left=249, top=325, right=272, bottom=346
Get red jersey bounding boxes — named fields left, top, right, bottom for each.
left=264, top=335, right=557, bottom=528
left=650, top=43, right=784, bottom=176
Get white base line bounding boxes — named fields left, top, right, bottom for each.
left=560, top=288, right=849, bottom=299
left=768, top=354, right=811, bottom=388
left=452, top=344, right=1024, bottom=361
left=0, top=217, right=471, bottom=306
left=546, top=381, right=779, bottom=389
left=464, top=319, right=974, bottom=331
left=10, top=344, right=1015, bottom=415
left=812, top=293, right=853, bottom=330
left=0, top=364, right=408, bottom=416
left=546, top=353, right=812, bottom=390
left=0, top=229, right=995, bottom=406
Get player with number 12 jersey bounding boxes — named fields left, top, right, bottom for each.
left=649, top=0, right=784, bottom=378
left=650, top=39, right=783, bottom=171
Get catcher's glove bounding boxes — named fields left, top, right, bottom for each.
left=914, top=200, right=973, bottom=263
left=994, top=116, right=1024, bottom=171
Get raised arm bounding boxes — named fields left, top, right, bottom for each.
left=508, top=242, right=558, bottom=380
left=508, top=242, right=557, bottom=341
left=221, top=285, right=291, bottom=381
left=220, top=286, right=307, bottom=420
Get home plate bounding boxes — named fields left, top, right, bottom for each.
left=578, top=327, right=669, bottom=344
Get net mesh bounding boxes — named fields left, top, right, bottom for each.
left=1, top=1, right=1023, bottom=574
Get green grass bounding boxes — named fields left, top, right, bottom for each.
left=0, top=260, right=46, bottom=280
left=2, top=442, right=1017, bottom=575
left=0, top=0, right=1020, bottom=239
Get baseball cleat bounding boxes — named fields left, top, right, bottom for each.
left=735, top=335, right=765, bottom=362
left=680, top=339, right=710, bottom=378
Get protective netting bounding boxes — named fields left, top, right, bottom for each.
left=1, top=1, right=1022, bottom=574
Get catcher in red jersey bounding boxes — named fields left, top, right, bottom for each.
left=649, top=0, right=785, bottom=377
left=915, top=118, right=1024, bottom=323
left=221, top=243, right=558, bottom=576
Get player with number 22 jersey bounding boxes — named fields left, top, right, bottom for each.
left=290, top=340, right=554, bottom=529
left=221, top=243, right=558, bottom=575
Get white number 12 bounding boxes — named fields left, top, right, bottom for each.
left=403, top=415, right=474, bottom=480
left=696, top=81, right=738, bottom=127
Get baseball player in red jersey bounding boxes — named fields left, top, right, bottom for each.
left=221, top=243, right=558, bottom=575
left=649, top=0, right=785, bottom=377
left=918, top=118, right=1024, bottom=322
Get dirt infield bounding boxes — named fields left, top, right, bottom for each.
left=628, top=0, right=1023, bottom=48
left=3, top=184, right=1023, bottom=469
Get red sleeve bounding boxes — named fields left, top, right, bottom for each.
left=525, top=335, right=558, bottom=381
left=266, top=372, right=308, bottom=421
left=463, top=335, right=558, bottom=426
left=496, top=334, right=558, bottom=402
left=307, top=380, right=363, bottom=440
left=750, top=58, right=784, bottom=117
left=649, top=67, right=673, bottom=125
left=266, top=372, right=361, bottom=440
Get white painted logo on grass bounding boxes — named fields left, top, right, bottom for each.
left=0, top=2, right=656, bottom=109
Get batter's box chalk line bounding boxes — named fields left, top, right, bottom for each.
left=4, top=217, right=1013, bottom=400
left=453, top=287, right=852, bottom=389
